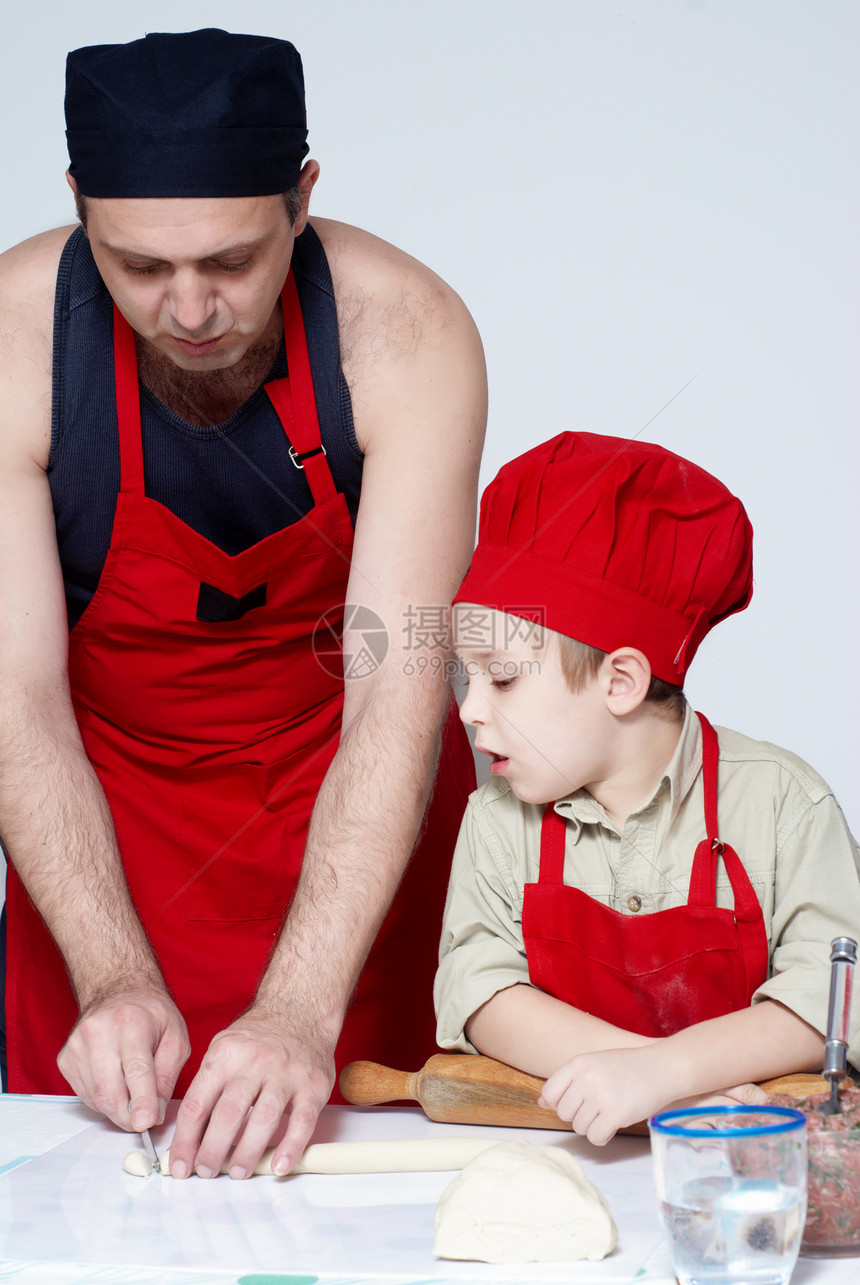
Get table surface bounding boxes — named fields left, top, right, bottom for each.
left=0, top=1094, right=852, bottom=1285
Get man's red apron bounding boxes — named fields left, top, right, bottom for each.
left=5, top=272, right=474, bottom=1094
left=522, top=713, right=768, bottom=1036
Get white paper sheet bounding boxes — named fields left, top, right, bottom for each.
left=0, top=1105, right=659, bottom=1281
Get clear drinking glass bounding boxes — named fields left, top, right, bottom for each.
left=650, top=1105, right=807, bottom=1285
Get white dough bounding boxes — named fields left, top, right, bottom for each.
left=156, top=1145, right=272, bottom=1177
left=121, top=1149, right=154, bottom=1178
left=434, top=1140, right=617, bottom=1264
left=294, top=1137, right=496, bottom=1174
left=150, top=1136, right=497, bottom=1177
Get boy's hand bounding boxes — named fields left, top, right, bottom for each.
left=687, top=1081, right=772, bottom=1109
left=539, top=1043, right=675, bottom=1145
left=539, top=1048, right=774, bottom=1145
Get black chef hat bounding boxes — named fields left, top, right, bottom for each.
left=65, top=28, right=309, bottom=198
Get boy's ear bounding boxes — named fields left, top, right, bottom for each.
left=603, top=648, right=652, bottom=715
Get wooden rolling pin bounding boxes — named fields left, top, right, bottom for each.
left=340, top=1057, right=845, bottom=1137
left=760, top=1073, right=851, bottom=1098
left=340, top=1053, right=649, bottom=1136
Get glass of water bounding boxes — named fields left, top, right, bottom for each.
left=650, top=1105, right=807, bottom=1285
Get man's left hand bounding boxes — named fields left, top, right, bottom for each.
left=165, top=1001, right=336, bottom=1179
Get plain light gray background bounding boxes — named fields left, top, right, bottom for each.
left=2, top=0, right=857, bottom=836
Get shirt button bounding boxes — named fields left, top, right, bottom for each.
left=627, top=895, right=643, bottom=913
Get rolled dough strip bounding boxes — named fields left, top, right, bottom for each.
left=295, top=1136, right=498, bottom=1174
left=155, top=1136, right=499, bottom=1177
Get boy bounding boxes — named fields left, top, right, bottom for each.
left=435, top=431, right=860, bottom=1145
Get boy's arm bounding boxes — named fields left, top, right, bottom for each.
left=435, top=796, right=539, bottom=1053
left=747, top=787, right=860, bottom=1064
left=465, top=982, right=654, bottom=1074
left=539, top=998, right=824, bottom=1145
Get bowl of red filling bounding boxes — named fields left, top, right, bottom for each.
left=766, top=1080, right=860, bottom=1257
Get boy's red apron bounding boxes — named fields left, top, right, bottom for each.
left=5, top=272, right=474, bottom=1094
left=522, top=713, right=768, bottom=1036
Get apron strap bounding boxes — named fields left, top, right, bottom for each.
left=265, top=271, right=338, bottom=507
left=687, top=711, right=769, bottom=994
left=112, top=305, right=146, bottom=496
left=688, top=712, right=725, bottom=906
left=539, top=804, right=568, bottom=884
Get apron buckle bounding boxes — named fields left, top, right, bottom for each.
left=290, top=444, right=327, bottom=470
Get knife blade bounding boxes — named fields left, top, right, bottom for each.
left=140, top=1127, right=161, bottom=1173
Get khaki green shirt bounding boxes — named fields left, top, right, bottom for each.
left=435, top=704, right=860, bottom=1065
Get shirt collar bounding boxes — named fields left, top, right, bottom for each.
left=553, top=702, right=703, bottom=836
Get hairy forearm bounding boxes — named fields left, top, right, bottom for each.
left=466, top=983, right=654, bottom=1077
left=0, top=692, right=162, bottom=1005
left=254, top=667, right=448, bottom=1032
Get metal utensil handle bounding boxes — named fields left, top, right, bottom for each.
left=823, top=936, right=857, bottom=1081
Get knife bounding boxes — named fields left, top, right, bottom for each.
left=140, top=1127, right=161, bottom=1174
left=821, top=936, right=857, bottom=1115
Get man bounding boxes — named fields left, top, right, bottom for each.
left=0, top=29, right=485, bottom=1180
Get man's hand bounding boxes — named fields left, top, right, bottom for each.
left=166, top=1000, right=336, bottom=1180
left=57, top=984, right=189, bottom=1131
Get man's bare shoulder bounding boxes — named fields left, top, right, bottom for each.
left=310, top=216, right=479, bottom=370
left=311, top=217, right=455, bottom=293
left=0, top=225, right=75, bottom=306
left=0, top=225, right=76, bottom=356
left=0, top=226, right=76, bottom=468
left=309, top=217, right=486, bottom=460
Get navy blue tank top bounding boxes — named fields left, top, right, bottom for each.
left=50, top=225, right=362, bottom=629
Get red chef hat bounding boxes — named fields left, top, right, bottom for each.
left=454, top=432, right=753, bottom=686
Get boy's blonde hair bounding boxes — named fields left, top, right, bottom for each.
left=555, top=634, right=687, bottom=723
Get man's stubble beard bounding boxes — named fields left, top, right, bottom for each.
left=135, top=311, right=284, bottom=427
